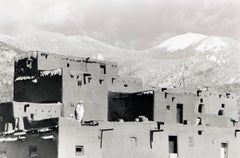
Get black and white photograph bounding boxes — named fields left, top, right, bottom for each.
left=0, top=0, right=240, bottom=157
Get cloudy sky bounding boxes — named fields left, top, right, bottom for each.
left=0, top=0, right=239, bottom=49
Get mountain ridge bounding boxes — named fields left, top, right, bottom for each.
left=0, top=31, right=239, bottom=101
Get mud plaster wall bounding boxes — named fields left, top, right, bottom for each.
left=58, top=118, right=240, bottom=158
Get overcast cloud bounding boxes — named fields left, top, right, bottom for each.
left=0, top=0, right=239, bottom=49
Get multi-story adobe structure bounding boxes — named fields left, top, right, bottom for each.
left=0, top=51, right=240, bottom=158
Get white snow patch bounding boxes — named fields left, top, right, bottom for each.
left=15, top=76, right=34, bottom=81
left=196, top=37, right=230, bottom=52
left=157, top=33, right=207, bottom=51
left=40, top=68, right=62, bottom=77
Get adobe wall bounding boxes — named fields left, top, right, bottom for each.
left=62, top=69, right=108, bottom=121
left=58, top=118, right=240, bottom=158
left=13, top=102, right=62, bottom=120
left=108, top=76, right=143, bottom=93
left=154, top=88, right=238, bottom=127
left=154, top=90, right=196, bottom=125
left=0, top=135, right=58, bottom=158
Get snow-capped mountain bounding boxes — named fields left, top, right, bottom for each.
left=0, top=32, right=239, bottom=102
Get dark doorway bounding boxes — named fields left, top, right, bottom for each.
left=169, top=136, right=178, bottom=154
left=176, top=104, right=183, bottom=124
left=221, top=143, right=228, bottom=158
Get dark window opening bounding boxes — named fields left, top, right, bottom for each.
left=172, top=97, right=175, bottom=102
left=99, top=79, right=104, bottom=85
left=124, top=84, right=128, bottom=87
left=226, top=93, right=230, bottom=98
left=219, top=94, right=222, bottom=98
left=75, top=145, right=84, bottom=156
left=88, top=77, right=92, bottom=83
left=197, top=117, right=202, bottom=125
left=161, top=88, right=167, bottom=92
left=112, top=78, right=116, bottom=84
left=200, top=98, right=203, bottom=103
left=183, top=120, right=188, bottom=125
left=29, top=146, right=37, bottom=157
left=100, top=65, right=106, bottom=74
left=83, top=74, right=91, bottom=84
left=164, top=92, right=168, bottom=98
left=198, top=104, right=204, bottom=113
left=169, top=136, right=178, bottom=154
left=30, top=113, right=34, bottom=120
left=198, top=131, right=202, bottom=135
left=24, top=104, right=30, bottom=112
left=77, top=81, right=82, bottom=86
left=67, top=63, right=70, bottom=67
left=221, top=104, right=225, bottom=108
left=176, top=104, right=183, bottom=124
left=218, top=110, right=224, bottom=116
left=166, top=105, right=170, bottom=110
left=197, top=90, right=202, bottom=96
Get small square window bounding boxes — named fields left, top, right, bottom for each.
left=221, top=104, right=225, bottom=108
left=99, top=79, right=104, bottom=85
left=166, top=105, right=170, bottom=110
left=75, top=145, right=84, bottom=156
left=198, top=131, right=202, bottom=135
left=77, top=81, right=82, bottom=86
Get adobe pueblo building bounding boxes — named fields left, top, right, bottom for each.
left=0, top=51, right=240, bottom=158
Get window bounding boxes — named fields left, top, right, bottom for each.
left=129, top=137, right=137, bottom=147
left=169, top=136, right=178, bottom=154
left=198, top=131, right=202, bottom=135
left=29, top=146, right=37, bottom=157
left=67, top=63, right=70, bottom=67
left=124, top=84, right=128, bottom=87
left=166, top=105, right=170, bottom=110
left=112, top=78, right=116, bottom=84
left=197, top=90, right=202, bottom=96
left=221, top=104, right=225, bottom=108
left=164, top=92, right=168, bottom=98
left=100, top=65, right=106, bottom=74
left=226, top=93, right=230, bottom=98
left=172, top=97, right=175, bottom=102
left=198, top=104, right=204, bottom=113
left=99, top=79, right=104, bottom=85
left=75, top=145, right=84, bottom=156
left=176, top=104, right=183, bottom=124
left=88, top=77, right=92, bottom=83
left=218, top=110, right=224, bottom=116
left=83, top=73, right=91, bottom=84
left=200, top=98, right=203, bottom=103
left=24, top=104, right=30, bottom=112
left=77, top=81, right=82, bottom=86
